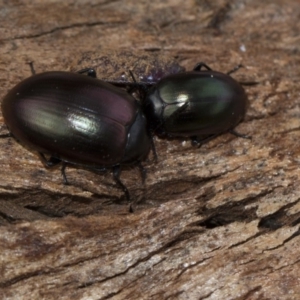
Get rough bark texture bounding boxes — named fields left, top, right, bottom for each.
left=1, top=0, right=300, bottom=299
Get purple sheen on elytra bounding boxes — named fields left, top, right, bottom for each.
left=2, top=71, right=151, bottom=167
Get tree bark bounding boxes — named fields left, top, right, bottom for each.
left=0, top=0, right=300, bottom=299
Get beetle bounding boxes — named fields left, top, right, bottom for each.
left=141, top=62, right=249, bottom=146
left=1, top=66, right=151, bottom=201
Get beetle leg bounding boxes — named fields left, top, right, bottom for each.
left=77, top=68, right=97, bottom=78
left=193, top=63, right=257, bottom=85
left=145, top=126, right=158, bottom=162
left=38, top=153, right=70, bottom=185
left=38, top=152, right=61, bottom=167
left=194, top=62, right=244, bottom=76
left=149, top=134, right=158, bottom=162
left=137, top=162, right=147, bottom=184
left=225, top=64, right=260, bottom=85
left=192, top=130, right=251, bottom=147
left=226, top=64, right=244, bottom=75
left=112, top=165, right=130, bottom=202
left=27, top=62, right=36, bottom=75
left=229, top=129, right=252, bottom=140
left=193, top=62, right=212, bottom=72
left=129, top=204, right=134, bottom=213
left=60, top=163, right=69, bottom=185
left=191, top=134, right=221, bottom=147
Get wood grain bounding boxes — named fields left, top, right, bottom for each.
left=0, top=0, right=300, bottom=299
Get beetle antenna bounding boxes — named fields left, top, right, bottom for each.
left=128, top=70, right=149, bottom=99
left=129, top=70, right=137, bottom=83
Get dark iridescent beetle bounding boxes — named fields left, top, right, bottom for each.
left=1, top=66, right=151, bottom=201
left=141, top=63, right=249, bottom=146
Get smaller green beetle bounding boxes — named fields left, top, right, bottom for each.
left=142, top=62, right=249, bottom=146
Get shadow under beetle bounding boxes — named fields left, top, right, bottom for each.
left=1, top=64, right=151, bottom=201
left=141, top=62, right=249, bottom=146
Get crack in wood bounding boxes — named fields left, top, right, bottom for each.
left=0, top=21, right=127, bottom=42
left=238, top=286, right=263, bottom=299
left=71, top=240, right=170, bottom=290
left=175, top=256, right=213, bottom=280
left=259, top=197, right=300, bottom=230
left=0, top=269, right=52, bottom=289
left=228, top=232, right=263, bottom=249
left=164, top=290, right=185, bottom=300
left=263, top=228, right=300, bottom=252
left=272, top=257, right=300, bottom=272
left=198, top=289, right=218, bottom=300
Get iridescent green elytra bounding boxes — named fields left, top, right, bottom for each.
left=143, top=68, right=247, bottom=141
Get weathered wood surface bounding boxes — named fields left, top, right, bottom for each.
left=0, top=0, right=300, bottom=299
